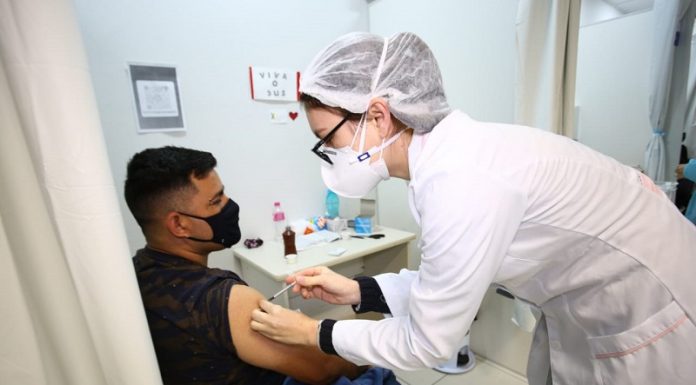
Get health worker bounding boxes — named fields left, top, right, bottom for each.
left=251, top=32, right=696, bottom=385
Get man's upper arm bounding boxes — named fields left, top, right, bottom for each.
left=228, top=284, right=361, bottom=385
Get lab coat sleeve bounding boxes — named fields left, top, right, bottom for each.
left=331, top=169, right=527, bottom=369
left=684, top=159, right=696, bottom=182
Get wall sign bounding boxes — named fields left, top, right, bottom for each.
left=269, top=109, right=300, bottom=124
left=128, top=63, right=185, bottom=133
left=249, top=66, right=299, bottom=102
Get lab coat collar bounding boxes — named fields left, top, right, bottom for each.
left=407, top=110, right=470, bottom=184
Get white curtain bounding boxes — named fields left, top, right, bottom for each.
left=515, top=0, right=582, bottom=137
left=685, top=29, right=696, bottom=155
left=645, top=0, right=695, bottom=182
left=0, top=0, right=162, bottom=384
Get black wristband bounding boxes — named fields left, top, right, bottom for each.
left=351, top=276, right=390, bottom=314
left=318, top=319, right=338, bottom=355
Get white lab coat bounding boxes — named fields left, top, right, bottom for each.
left=331, top=111, right=696, bottom=384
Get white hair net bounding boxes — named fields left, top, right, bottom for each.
left=300, top=32, right=451, bottom=134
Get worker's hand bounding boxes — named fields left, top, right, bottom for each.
left=250, top=300, right=318, bottom=346
left=676, top=164, right=686, bottom=180
left=287, top=266, right=360, bottom=305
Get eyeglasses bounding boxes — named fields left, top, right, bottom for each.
left=310, top=116, right=349, bottom=165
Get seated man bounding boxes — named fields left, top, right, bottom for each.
left=124, top=146, right=364, bottom=385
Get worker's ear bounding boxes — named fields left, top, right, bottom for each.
left=366, top=98, right=395, bottom=139
left=164, top=211, right=191, bottom=239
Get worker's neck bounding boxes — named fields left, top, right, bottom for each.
left=387, top=128, right=414, bottom=180
left=146, top=237, right=210, bottom=266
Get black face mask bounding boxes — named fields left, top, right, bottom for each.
left=179, top=199, right=241, bottom=248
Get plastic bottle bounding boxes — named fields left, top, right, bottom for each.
left=282, top=226, right=297, bottom=258
left=325, top=189, right=339, bottom=218
left=272, top=202, right=286, bottom=241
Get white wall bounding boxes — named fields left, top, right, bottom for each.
left=74, top=0, right=369, bottom=271
left=369, top=0, right=518, bottom=124
left=575, top=10, right=654, bottom=168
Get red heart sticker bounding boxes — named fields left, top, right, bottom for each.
left=289, top=111, right=299, bottom=121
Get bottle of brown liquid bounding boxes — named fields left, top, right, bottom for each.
left=282, top=226, right=297, bottom=256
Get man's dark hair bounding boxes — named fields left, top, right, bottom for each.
left=124, top=146, right=217, bottom=228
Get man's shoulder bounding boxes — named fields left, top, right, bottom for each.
left=133, top=248, right=245, bottom=308
left=132, top=247, right=158, bottom=273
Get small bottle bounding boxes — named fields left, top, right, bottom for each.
left=272, top=202, right=286, bottom=241
left=325, top=189, right=339, bottom=219
left=282, top=226, right=297, bottom=260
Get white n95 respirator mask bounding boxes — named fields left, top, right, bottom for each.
left=320, top=127, right=404, bottom=198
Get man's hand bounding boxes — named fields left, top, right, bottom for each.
left=676, top=164, right=687, bottom=180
